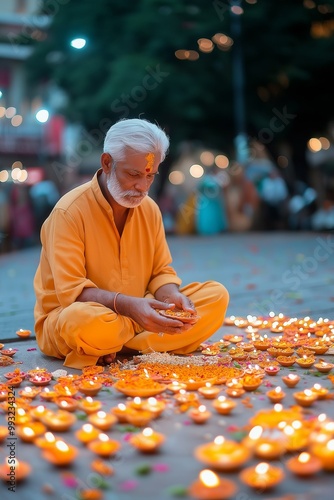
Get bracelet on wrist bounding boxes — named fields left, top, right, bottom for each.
left=113, top=292, right=121, bottom=314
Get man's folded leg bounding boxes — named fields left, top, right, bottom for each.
left=38, top=301, right=138, bottom=369
left=124, top=281, right=229, bottom=354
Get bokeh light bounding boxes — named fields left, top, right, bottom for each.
left=169, top=170, right=185, bottom=185
left=189, top=164, right=204, bottom=178
left=215, top=155, right=229, bottom=169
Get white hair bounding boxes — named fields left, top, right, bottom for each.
left=103, top=118, right=169, bottom=163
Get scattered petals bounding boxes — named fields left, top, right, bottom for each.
left=135, top=464, right=151, bottom=476
left=152, top=463, right=170, bottom=473
left=167, top=485, right=188, bottom=497
left=61, top=472, right=79, bottom=488
left=118, top=480, right=139, bottom=492
left=91, top=460, right=114, bottom=476
left=78, top=489, right=103, bottom=500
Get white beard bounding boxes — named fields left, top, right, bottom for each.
left=106, top=167, right=148, bottom=208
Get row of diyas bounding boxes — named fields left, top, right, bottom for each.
left=224, top=314, right=334, bottom=335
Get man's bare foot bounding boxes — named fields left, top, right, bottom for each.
left=97, top=353, right=116, bottom=366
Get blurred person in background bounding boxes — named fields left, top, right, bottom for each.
left=195, top=166, right=229, bottom=235
left=224, top=165, right=260, bottom=232
left=245, top=140, right=289, bottom=230
left=30, top=177, right=60, bottom=234
left=0, top=185, right=10, bottom=253
left=9, top=184, right=36, bottom=250
left=34, top=118, right=229, bottom=369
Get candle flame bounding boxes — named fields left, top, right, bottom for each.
left=298, top=452, right=310, bottom=464
left=217, top=396, right=226, bottom=402
left=198, top=405, right=207, bottom=413
left=318, top=413, right=327, bottom=423
left=313, top=383, right=321, bottom=390
left=82, top=424, right=93, bottom=432
left=133, top=397, right=142, bottom=405
left=199, top=469, right=219, bottom=488
left=255, top=463, right=269, bottom=474
left=275, top=386, right=282, bottom=394
left=86, top=397, right=93, bottom=403
left=274, top=404, right=283, bottom=412
left=327, top=439, right=334, bottom=451
left=117, top=403, right=126, bottom=411
left=147, top=397, right=157, bottom=405
left=249, top=426, right=263, bottom=440
left=99, top=433, right=109, bottom=442
left=143, top=368, right=150, bottom=378
left=283, top=425, right=294, bottom=437
left=143, top=427, right=153, bottom=437
left=56, top=441, right=69, bottom=452
left=45, top=432, right=55, bottom=443
left=22, top=427, right=35, bottom=437
left=214, top=435, right=225, bottom=445
left=97, top=411, right=106, bottom=418
left=292, top=420, right=302, bottom=430
left=304, top=390, right=313, bottom=397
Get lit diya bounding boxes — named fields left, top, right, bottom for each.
left=212, top=396, right=236, bottom=415
left=310, top=383, right=329, bottom=400
left=0, top=348, right=17, bottom=357
left=311, top=438, right=334, bottom=471
left=29, top=374, right=52, bottom=386
left=55, top=397, right=79, bottom=412
left=78, top=396, right=102, bottom=414
left=188, top=469, right=237, bottom=500
left=112, top=379, right=166, bottom=398
left=264, top=365, right=280, bottom=376
left=129, top=427, right=165, bottom=453
left=75, top=424, right=100, bottom=444
left=189, top=405, right=212, bottom=424
left=0, top=458, right=31, bottom=482
left=41, top=410, right=76, bottom=431
left=286, top=452, right=322, bottom=476
left=293, top=389, right=318, bottom=407
left=198, top=383, right=221, bottom=399
left=240, top=462, right=284, bottom=490
left=266, top=386, right=286, bottom=404
left=295, top=356, right=316, bottom=368
left=43, top=440, right=78, bottom=466
left=16, top=329, right=31, bottom=338
left=78, top=379, right=102, bottom=397
left=88, top=433, right=121, bottom=457
left=88, top=411, right=117, bottom=431
left=281, top=374, right=300, bottom=388
left=4, top=369, right=27, bottom=380
left=17, top=422, right=46, bottom=442
left=314, top=361, right=334, bottom=373
left=194, top=435, right=251, bottom=471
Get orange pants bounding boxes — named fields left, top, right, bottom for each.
left=36, top=281, right=229, bottom=369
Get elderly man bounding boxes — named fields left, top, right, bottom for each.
left=34, top=118, right=229, bottom=369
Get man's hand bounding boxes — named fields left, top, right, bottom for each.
left=125, top=297, right=194, bottom=335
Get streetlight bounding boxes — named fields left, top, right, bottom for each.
left=35, top=109, right=49, bottom=123
left=70, top=38, right=87, bottom=50
left=230, top=0, right=248, bottom=164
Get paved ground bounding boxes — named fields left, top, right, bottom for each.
left=1, top=232, right=334, bottom=500
left=1, top=232, right=334, bottom=342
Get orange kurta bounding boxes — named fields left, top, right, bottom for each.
left=34, top=170, right=229, bottom=368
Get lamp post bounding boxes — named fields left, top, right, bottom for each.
left=230, top=0, right=248, bottom=164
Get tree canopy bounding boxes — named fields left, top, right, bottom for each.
left=26, top=0, right=334, bottom=171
